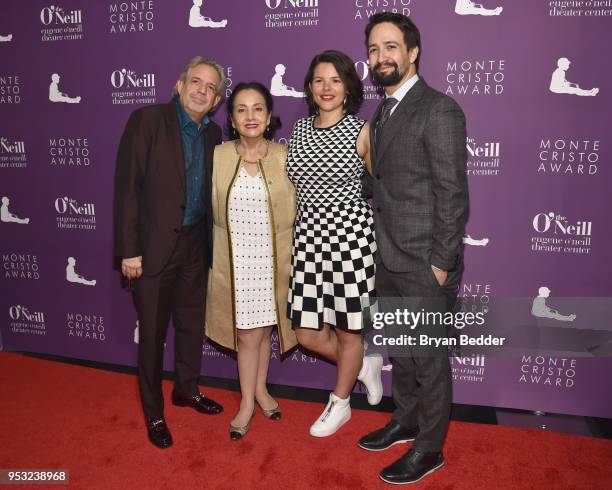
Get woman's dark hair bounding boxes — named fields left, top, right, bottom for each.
left=225, top=81, right=281, bottom=140
left=364, top=12, right=421, bottom=70
left=303, top=50, right=364, bottom=116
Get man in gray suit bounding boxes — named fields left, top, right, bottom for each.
left=358, top=13, right=468, bottom=485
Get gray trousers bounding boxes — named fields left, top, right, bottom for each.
left=375, top=262, right=461, bottom=452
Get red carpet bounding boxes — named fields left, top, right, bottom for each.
left=1, top=352, right=611, bottom=489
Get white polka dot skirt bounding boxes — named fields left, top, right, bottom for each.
left=228, top=167, right=277, bottom=329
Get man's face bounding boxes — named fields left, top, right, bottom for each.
left=176, top=64, right=222, bottom=123
left=367, top=22, right=418, bottom=89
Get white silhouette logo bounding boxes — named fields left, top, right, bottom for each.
left=134, top=320, right=165, bottom=346
left=270, top=64, right=304, bottom=98
left=49, top=73, right=81, bottom=103
left=463, top=235, right=489, bottom=246
left=455, top=0, right=503, bottom=16
left=66, top=257, right=96, bottom=286
left=1, top=196, right=29, bottom=224
left=550, top=57, right=599, bottom=97
left=189, top=0, right=227, bottom=28
left=531, top=286, right=576, bottom=322
left=0, top=34, right=12, bottom=42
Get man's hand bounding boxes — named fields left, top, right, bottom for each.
left=122, top=256, right=143, bottom=279
left=431, top=266, right=447, bottom=286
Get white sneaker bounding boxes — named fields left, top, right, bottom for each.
left=358, top=354, right=384, bottom=405
left=309, top=393, right=351, bottom=437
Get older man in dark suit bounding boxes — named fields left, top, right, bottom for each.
left=114, top=57, right=225, bottom=449
left=358, top=13, right=469, bottom=484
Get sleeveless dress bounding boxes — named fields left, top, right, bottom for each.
left=286, top=115, right=376, bottom=331
left=228, top=167, right=277, bottom=329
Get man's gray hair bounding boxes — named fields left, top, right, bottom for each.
left=172, top=56, right=227, bottom=97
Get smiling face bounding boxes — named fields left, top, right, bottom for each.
left=231, top=88, right=271, bottom=141
left=367, top=21, right=418, bottom=93
left=309, top=62, right=347, bottom=116
left=176, top=63, right=221, bottom=123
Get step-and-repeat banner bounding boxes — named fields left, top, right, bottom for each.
left=2, top=1, right=611, bottom=418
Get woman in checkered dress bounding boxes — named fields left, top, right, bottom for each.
left=286, top=51, right=383, bottom=438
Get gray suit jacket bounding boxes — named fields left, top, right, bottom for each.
left=368, top=78, right=468, bottom=273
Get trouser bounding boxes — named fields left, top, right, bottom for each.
left=134, top=223, right=209, bottom=419
left=376, top=261, right=461, bottom=452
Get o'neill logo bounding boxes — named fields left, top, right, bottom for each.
left=9, top=305, right=45, bottom=323
left=451, top=354, right=486, bottom=383
left=265, top=0, right=318, bottom=8
left=40, top=5, right=83, bottom=41
left=531, top=211, right=592, bottom=255
left=264, top=0, right=320, bottom=29
left=532, top=212, right=591, bottom=236
left=111, top=68, right=156, bottom=105
left=0, top=138, right=27, bottom=169
left=40, top=6, right=82, bottom=25
left=111, top=69, right=155, bottom=89
left=0, top=138, right=25, bottom=154
left=466, top=136, right=500, bottom=176
left=55, top=196, right=96, bottom=231
left=355, top=60, right=382, bottom=100
left=9, top=305, right=46, bottom=336
left=55, top=196, right=95, bottom=215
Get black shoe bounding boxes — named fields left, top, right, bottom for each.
left=146, top=417, right=173, bottom=449
left=379, top=448, right=444, bottom=485
left=358, top=419, right=418, bottom=451
left=172, top=391, right=224, bottom=415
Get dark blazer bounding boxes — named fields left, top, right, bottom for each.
left=114, top=99, right=221, bottom=276
left=369, top=78, right=468, bottom=273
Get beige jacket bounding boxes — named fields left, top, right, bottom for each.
left=205, top=140, right=298, bottom=354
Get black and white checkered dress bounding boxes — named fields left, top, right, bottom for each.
left=286, top=115, right=376, bottom=331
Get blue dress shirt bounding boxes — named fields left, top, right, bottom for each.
left=175, top=97, right=208, bottom=226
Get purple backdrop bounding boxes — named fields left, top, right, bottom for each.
left=2, top=0, right=611, bottom=418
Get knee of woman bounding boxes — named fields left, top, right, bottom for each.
left=296, top=330, right=318, bottom=349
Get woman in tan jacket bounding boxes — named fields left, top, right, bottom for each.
left=205, top=82, right=297, bottom=440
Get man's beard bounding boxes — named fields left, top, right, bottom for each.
left=372, top=61, right=404, bottom=86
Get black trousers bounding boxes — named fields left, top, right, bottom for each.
left=376, top=262, right=461, bottom=452
left=134, top=223, right=209, bottom=420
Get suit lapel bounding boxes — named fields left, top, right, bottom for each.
left=202, top=124, right=215, bottom=198
left=164, top=100, right=186, bottom=192
left=375, top=79, right=427, bottom=164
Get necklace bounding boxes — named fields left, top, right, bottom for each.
left=234, top=139, right=269, bottom=164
